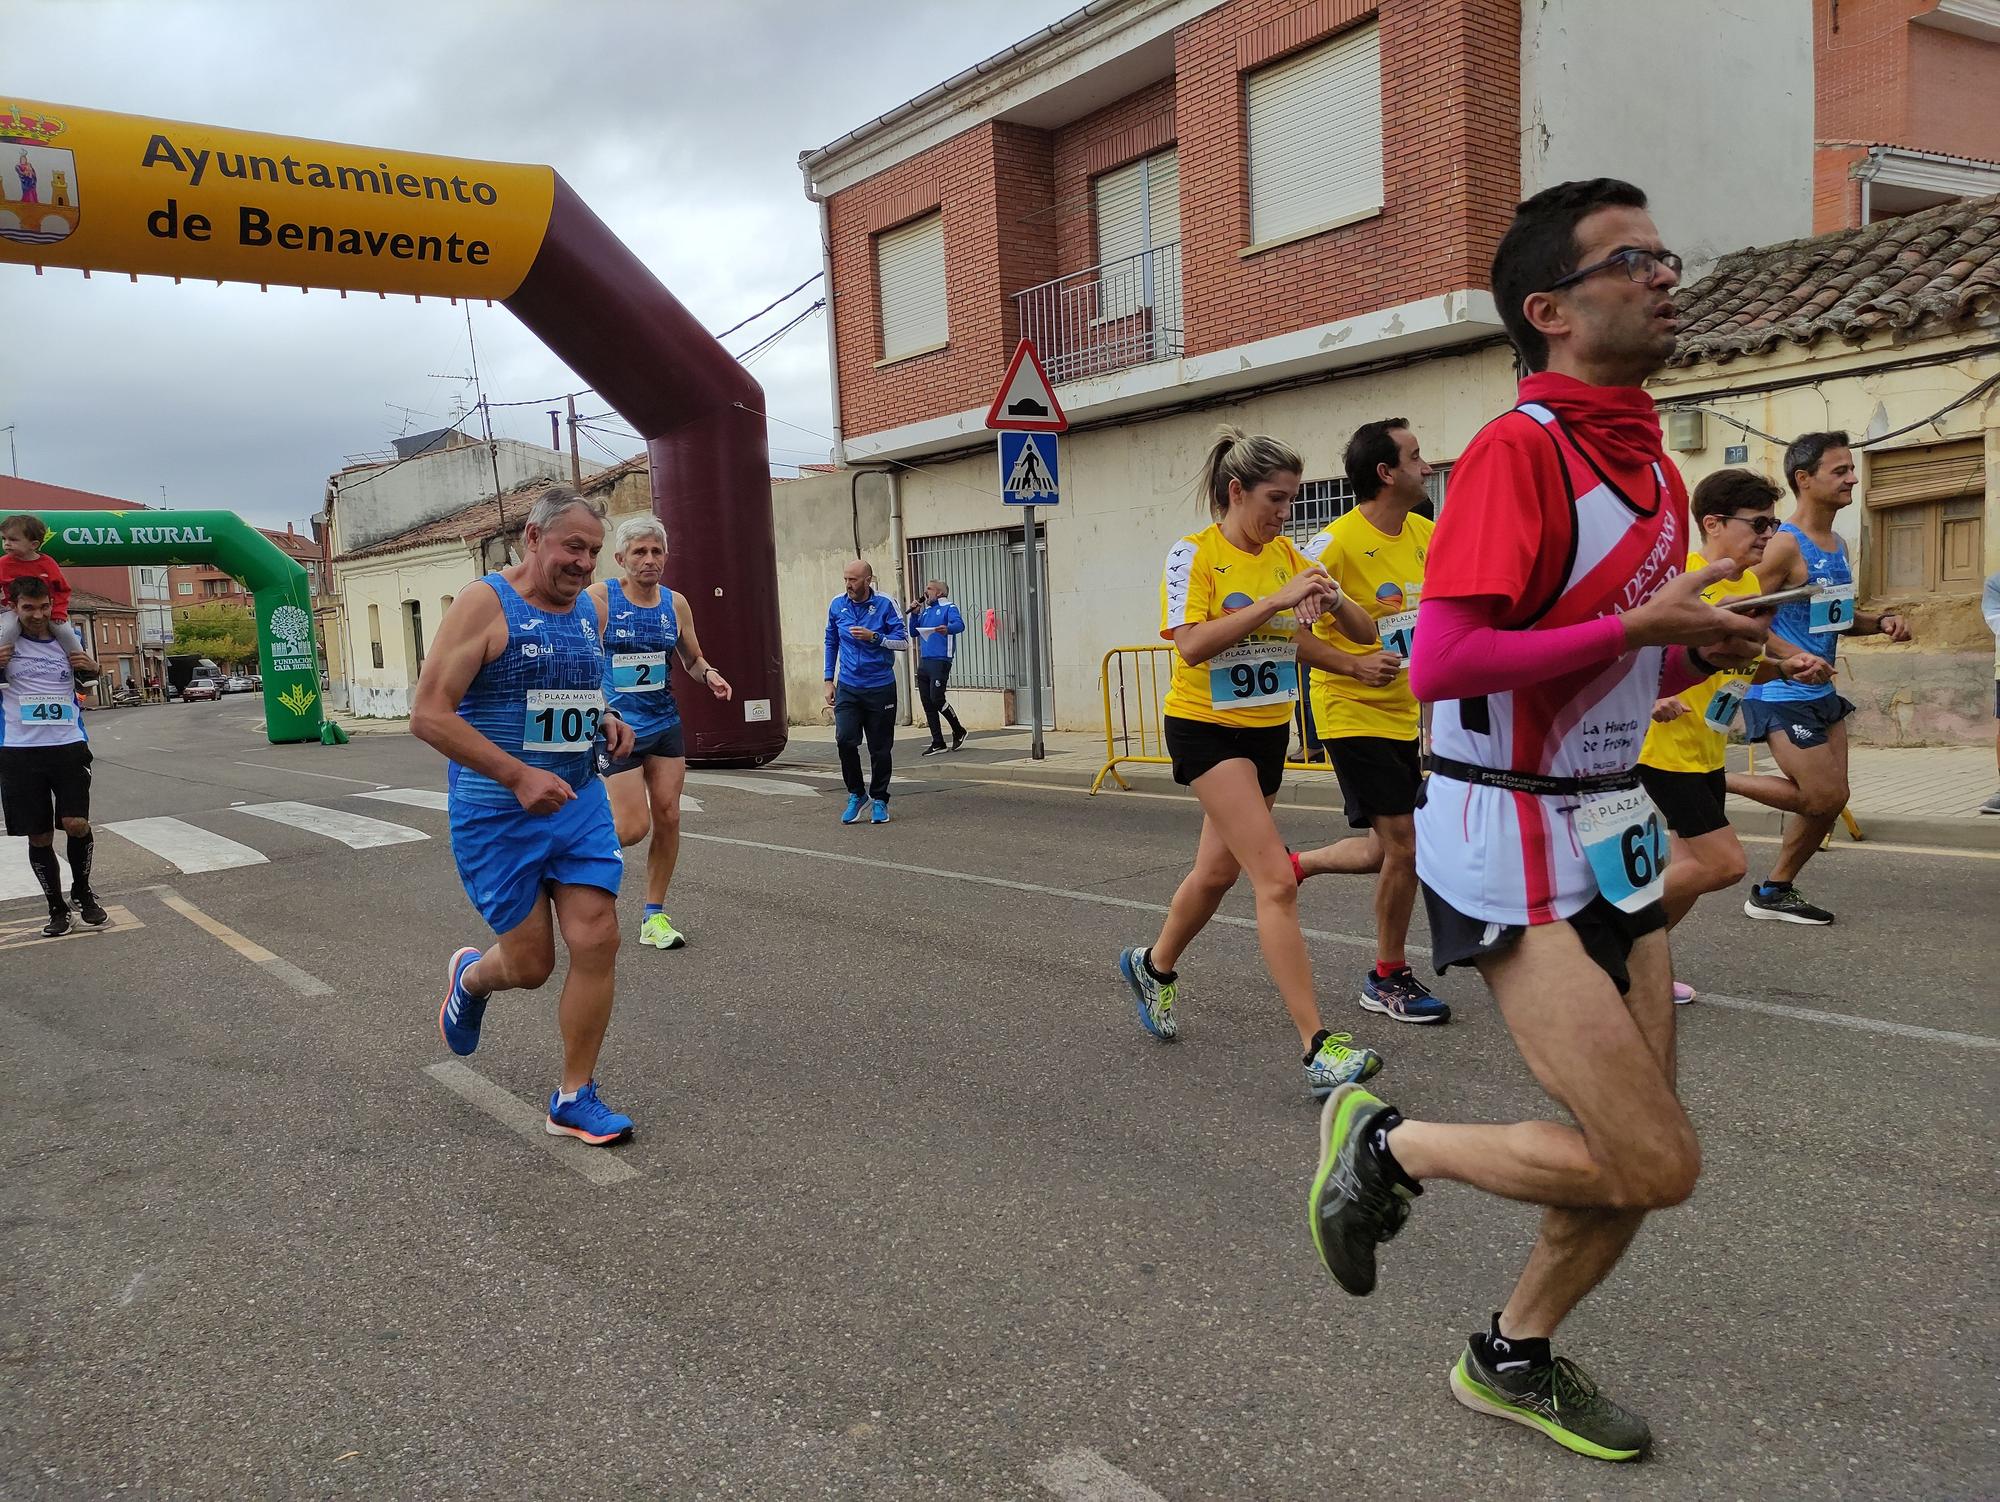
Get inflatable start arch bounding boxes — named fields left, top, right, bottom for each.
left=0, top=99, right=786, bottom=763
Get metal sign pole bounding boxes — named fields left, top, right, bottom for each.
left=1022, top=504, right=1045, bottom=761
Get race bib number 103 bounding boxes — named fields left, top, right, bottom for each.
left=523, top=689, right=604, bottom=751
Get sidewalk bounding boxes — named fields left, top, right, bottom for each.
left=778, top=721, right=2000, bottom=850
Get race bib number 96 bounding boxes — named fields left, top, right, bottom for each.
left=1208, top=640, right=1298, bottom=708
left=611, top=652, right=668, bottom=693
left=18, top=697, right=77, bottom=725
left=1571, top=786, right=1668, bottom=913
left=523, top=689, right=604, bottom=750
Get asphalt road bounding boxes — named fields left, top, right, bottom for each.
left=4, top=697, right=1996, bottom=1500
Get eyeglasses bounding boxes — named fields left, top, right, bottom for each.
left=1723, top=513, right=1782, bottom=535
left=1546, top=247, right=1683, bottom=292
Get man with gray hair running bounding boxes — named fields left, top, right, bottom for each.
left=413, top=485, right=642, bottom=1146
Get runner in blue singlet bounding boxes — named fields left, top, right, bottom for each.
left=588, top=516, right=732, bottom=952
left=411, top=486, right=641, bottom=1146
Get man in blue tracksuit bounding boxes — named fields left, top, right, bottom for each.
left=824, top=559, right=907, bottom=824
left=908, top=578, right=967, bottom=755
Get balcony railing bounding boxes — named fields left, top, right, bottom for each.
left=1011, top=242, right=1183, bottom=385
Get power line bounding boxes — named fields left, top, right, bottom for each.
left=736, top=299, right=825, bottom=367
left=714, top=271, right=823, bottom=341
left=730, top=401, right=1004, bottom=502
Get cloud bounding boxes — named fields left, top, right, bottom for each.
left=4, top=0, right=1077, bottom=525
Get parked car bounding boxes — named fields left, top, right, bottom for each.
left=221, top=674, right=256, bottom=695
left=183, top=678, right=221, bottom=702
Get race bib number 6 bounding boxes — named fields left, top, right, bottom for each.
left=1810, top=581, right=1856, bottom=634
left=523, top=689, right=604, bottom=750
left=1571, top=786, right=1668, bottom=913
left=1208, top=640, right=1298, bottom=708
left=18, top=697, right=77, bottom=725
left=611, top=651, right=668, bottom=693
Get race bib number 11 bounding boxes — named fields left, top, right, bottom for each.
left=523, top=689, right=604, bottom=751
left=1571, top=786, right=1668, bottom=913
left=1208, top=640, right=1298, bottom=708
left=1376, top=609, right=1418, bottom=660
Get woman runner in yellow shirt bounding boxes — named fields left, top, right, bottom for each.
left=1119, top=428, right=1389, bottom=1098
left=1636, top=469, right=1829, bottom=1000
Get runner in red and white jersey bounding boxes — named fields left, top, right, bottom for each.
left=1303, top=180, right=1770, bottom=1464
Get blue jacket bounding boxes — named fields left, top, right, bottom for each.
left=824, top=589, right=907, bottom=690
left=909, top=598, right=965, bottom=661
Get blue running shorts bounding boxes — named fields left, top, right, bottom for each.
left=449, top=777, right=623, bottom=934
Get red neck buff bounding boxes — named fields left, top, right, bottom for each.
left=1519, top=371, right=1664, bottom=495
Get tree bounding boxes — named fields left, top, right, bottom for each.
left=170, top=602, right=260, bottom=668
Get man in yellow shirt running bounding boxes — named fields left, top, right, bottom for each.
left=1291, top=420, right=1449, bottom=1024
left=1636, top=468, right=1829, bottom=1000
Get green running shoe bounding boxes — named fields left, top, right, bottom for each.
left=639, top=912, right=687, bottom=950
left=1307, top=1084, right=1416, bottom=1295
left=1304, top=1033, right=1382, bottom=1098
left=1449, top=1343, right=1652, bottom=1462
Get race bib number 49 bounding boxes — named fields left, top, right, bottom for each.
left=523, top=689, right=604, bottom=750
left=1208, top=640, right=1298, bottom=708
left=18, top=697, right=77, bottom=725
left=611, top=651, right=668, bottom=693
left=1810, top=581, right=1856, bottom=634
left=1571, top=786, right=1668, bottom=913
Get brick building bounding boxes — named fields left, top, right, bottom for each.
left=1813, top=0, right=2000, bottom=231
left=785, top=0, right=1815, bottom=729
left=170, top=521, right=330, bottom=611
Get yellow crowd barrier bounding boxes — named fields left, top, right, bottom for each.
left=1091, top=644, right=1336, bottom=795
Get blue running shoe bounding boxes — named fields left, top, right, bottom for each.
left=1117, top=945, right=1178, bottom=1040
left=841, top=793, right=865, bottom=824
left=1360, top=967, right=1452, bottom=1024
left=870, top=799, right=890, bottom=824
left=546, top=1082, right=634, bottom=1145
left=438, top=946, right=487, bottom=1056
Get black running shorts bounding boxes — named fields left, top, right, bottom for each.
left=0, top=742, right=92, bottom=838
left=1422, top=881, right=1667, bottom=996
left=1326, top=735, right=1422, bottom=830
left=1164, top=716, right=1290, bottom=798
left=1637, top=764, right=1730, bottom=840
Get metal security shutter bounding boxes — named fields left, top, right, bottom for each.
left=876, top=211, right=947, bottom=361
left=1094, top=149, right=1180, bottom=323
left=1246, top=23, right=1383, bottom=246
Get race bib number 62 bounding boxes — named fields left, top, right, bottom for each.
left=523, top=689, right=604, bottom=750
left=1571, top=786, right=1668, bottom=913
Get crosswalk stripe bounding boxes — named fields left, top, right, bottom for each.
left=684, top=771, right=822, bottom=798
left=357, top=787, right=450, bottom=812
left=0, top=840, right=71, bottom=902
left=101, top=817, right=269, bottom=874
left=233, top=800, right=428, bottom=849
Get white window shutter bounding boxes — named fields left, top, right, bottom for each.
left=876, top=212, right=947, bottom=360
left=1246, top=22, right=1383, bottom=245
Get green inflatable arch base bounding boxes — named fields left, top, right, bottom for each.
left=35, top=509, right=335, bottom=746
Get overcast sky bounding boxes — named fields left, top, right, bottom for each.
left=4, top=0, right=1079, bottom=528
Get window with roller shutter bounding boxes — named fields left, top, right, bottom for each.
left=1091, top=148, right=1181, bottom=357
left=874, top=212, right=948, bottom=363
left=1864, top=439, right=1985, bottom=599
left=1245, top=22, right=1384, bottom=248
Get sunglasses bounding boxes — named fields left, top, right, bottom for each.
left=1721, top=513, right=1782, bottom=535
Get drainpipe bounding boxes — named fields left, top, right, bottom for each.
left=811, top=191, right=846, bottom=467
left=886, top=468, right=914, bottom=726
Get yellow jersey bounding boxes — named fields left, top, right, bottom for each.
left=1158, top=524, right=1312, bottom=728
left=1302, top=507, right=1433, bottom=740
left=1638, top=552, right=1762, bottom=774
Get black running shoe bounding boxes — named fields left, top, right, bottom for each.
left=1743, top=884, right=1834, bottom=924
left=1307, top=1084, right=1418, bottom=1295
left=72, top=890, right=108, bottom=926
left=1450, top=1339, right=1652, bottom=1462
left=950, top=728, right=966, bottom=751
left=41, top=905, right=72, bottom=938
left=921, top=743, right=948, bottom=757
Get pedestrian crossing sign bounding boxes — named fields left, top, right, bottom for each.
left=999, top=430, right=1060, bottom=507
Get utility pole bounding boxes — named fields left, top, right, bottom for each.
left=1, top=424, right=16, bottom=476
left=547, top=408, right=562, bottom=453
left=465, top=303, right=507, bottom=532
left=565, top=394, right=583, bottom=488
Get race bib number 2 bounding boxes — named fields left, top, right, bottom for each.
left=523, top=689, right=604, bottom=750
left=611, top=652, right=668, bottom=693
left=1571, top=786, right=1668, bottom=913
left=1810, top=581, right=1856, bottom=634
left=18, top=697, right=77, bottom=725
left=1208, top=640, right=1297, bottom=708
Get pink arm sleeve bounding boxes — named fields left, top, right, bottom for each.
left=1407, top=596, right=1629, bottom=701
left=1656, top=646, right=1708, bottom=697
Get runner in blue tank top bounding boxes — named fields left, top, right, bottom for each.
left=1727, top=432, right=1911, bottom=925
left=588, top=515, right=732, bottom=952
left=411, top=485, right=642, bottom=1147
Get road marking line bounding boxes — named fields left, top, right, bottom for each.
left=155, top=888, right=333, bottom=996
left=1698, top=991, right=1999, bottom=1050
left=0, top=904, right=142, bottom=950
left=770, top=765, right=926, bottom=786
left=232, top=760, right=386, bottom=787
left=422, top=1060, right=640, bottom=1186
left=683, top=833, right=1998, bottom=1053
left=680, top=832, right=1376, bottom=948
left=1734, top=832, right=2000, bottom=862
left=1030, top=1448, right=1167, bottom=1502
left=0, top=840, right=70, bottom=901
left=357, top=787, right=450, bottom=811
left=233, top=801, right=428, bottom=850
left=684, top=771, right=822, bottom=798
left=103, top=816, right=269, bottom=873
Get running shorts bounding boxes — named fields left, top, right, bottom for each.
left=1636, top=764, right=1730, bottom=840
left=449, top=776, right=622, bottom=934
left=1740, top=692, right=1854, bottom=751
left=1422, top=881, right=1667, bottom=997
left=1164, top=715, right=1289, bottom=797
left=1326, top=735, right=1421, bottom=830
left=0, top=743, right=92, bottom=837
left=601, top=721, right=685, bottom=777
